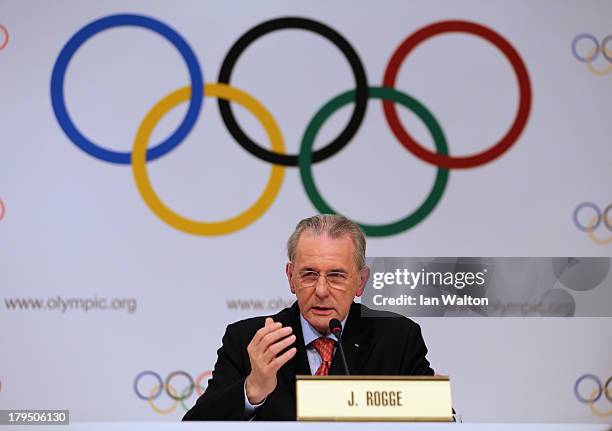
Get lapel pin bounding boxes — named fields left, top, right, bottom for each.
left=354, top=343, right=360, bottom=348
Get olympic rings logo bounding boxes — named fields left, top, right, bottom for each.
left=571, top=33, right=612, bottom=76
left=573, top=202, right=612, bottom=245
left=0, top=24, right=9, bottom=51
left=574, top=374, right=611, bottom=417
left=133, top=370, right=211, bottom=415
left=50, top=15, right=532, bottom=237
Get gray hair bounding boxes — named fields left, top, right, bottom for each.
left=286, top=214, right=366, bottom=269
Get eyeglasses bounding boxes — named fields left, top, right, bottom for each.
left=296, top=270, right=351, bottom=290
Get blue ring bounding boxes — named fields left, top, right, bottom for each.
left=573, top=202, right=602, bottom=232
left=134, top=370, right=163, bottom=401
left=50, top=14, right=204, bottom=164
left=574, top=374, right=602, bottom=404
left=571, top=33, right=599, bottom=63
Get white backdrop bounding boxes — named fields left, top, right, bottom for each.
left=0, top=0, right=611, bottom=423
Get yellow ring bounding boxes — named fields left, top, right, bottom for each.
left=147, top=384, right=179, bottom=415
left=586, top=46, right=612, bottom=76
left=587, top=215, right=612, bottom=245
left=132, top=83, right=285, bottom=235
left=587, top=388, right=612, bottom=417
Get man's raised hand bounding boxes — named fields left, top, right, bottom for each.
left=245, top=317, right=297, bottom=404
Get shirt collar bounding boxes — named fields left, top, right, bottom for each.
left=299, top=313, right=348, bottom=347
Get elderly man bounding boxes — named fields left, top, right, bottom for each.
left=183, top=214, right=434, bottom=421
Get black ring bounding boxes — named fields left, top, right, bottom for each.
left=218, top=17, right=369, bottom=166
left=165, top=370, right=194, bottom=401
left=603, top=203, right=612, bottom=232
left=605, top=376, right=612, bottom=403
left=601, top=34, right=612, bottom=63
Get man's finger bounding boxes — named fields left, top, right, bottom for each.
left=259, top=326, right=293, bottom=351
left=268, top=347, right=297, bottom=371
left=251, top=320, right=282, bottom=346
left=266, top=334, right=296, bottom=359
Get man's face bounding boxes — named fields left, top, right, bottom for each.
left=286, top=232, right=369, bottom=334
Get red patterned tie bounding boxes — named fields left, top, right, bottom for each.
left=312, top=337, right=336, bottom=376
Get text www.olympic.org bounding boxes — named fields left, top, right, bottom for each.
left=226, top=298, right=294, bottom=311
left=3, top=296, right=137, bottom=313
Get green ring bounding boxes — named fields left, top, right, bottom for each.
left=298, top=86, right=449, bottom=237
left=180, top=383, right=207, bottom=411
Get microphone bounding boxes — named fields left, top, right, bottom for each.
left=329, top=318, right=350, bottom=376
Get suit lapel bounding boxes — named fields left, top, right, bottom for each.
left=276, top=302, right=310, bottom=393
left=289, top=302, right=311, bottom=376
left=329, top=302, right=374, bottom=375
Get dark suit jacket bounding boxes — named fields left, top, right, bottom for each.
left=183, top=301, right=434, bottom=421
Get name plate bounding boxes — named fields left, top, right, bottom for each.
left=296, top=375, right=452, bottom=421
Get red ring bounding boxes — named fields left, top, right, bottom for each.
left=0, top=25, right=9, bottom=51
left=382, top=20, right=532, bottom=169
